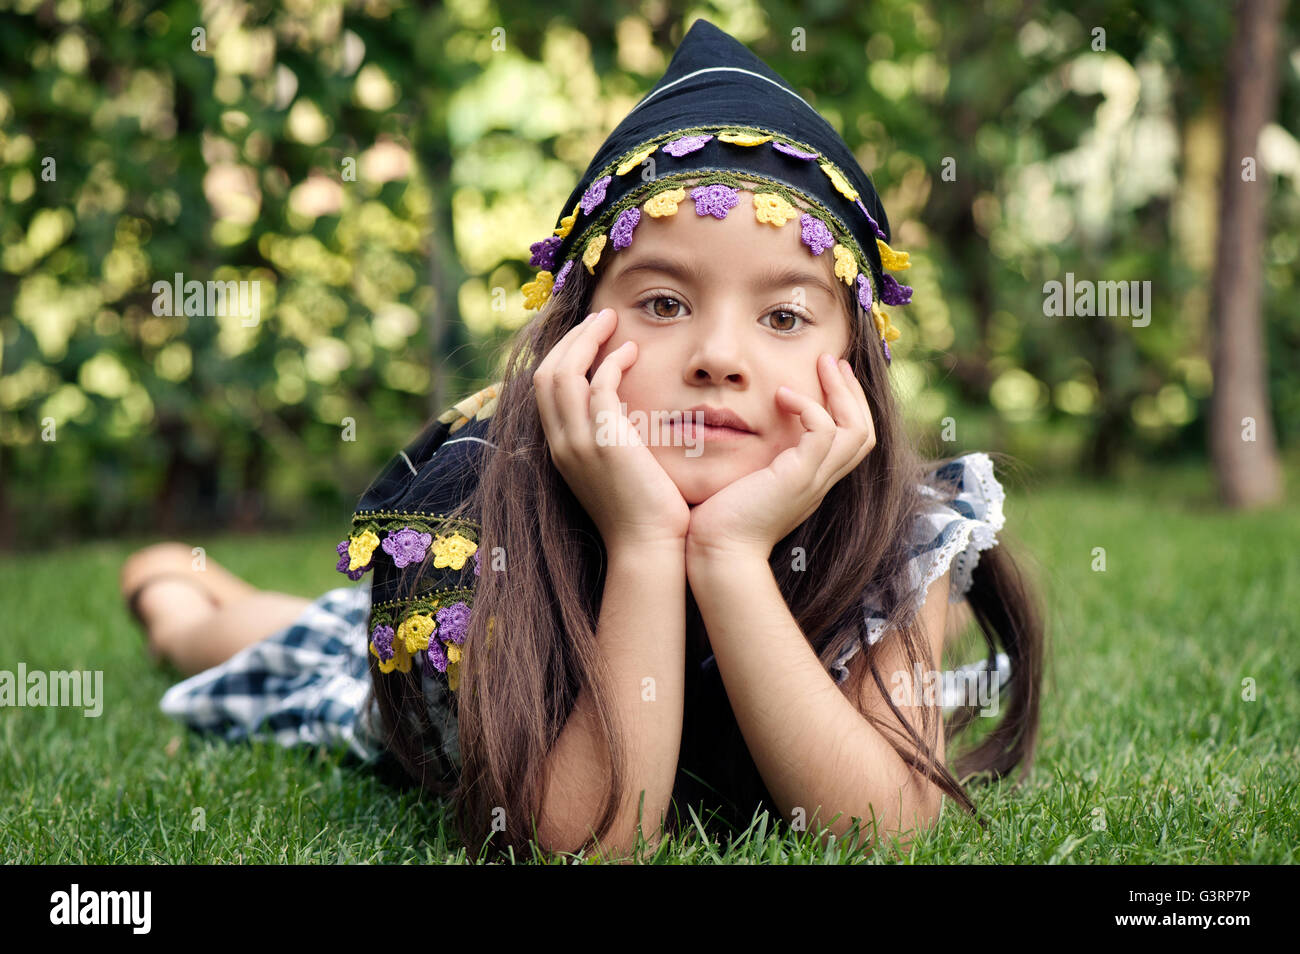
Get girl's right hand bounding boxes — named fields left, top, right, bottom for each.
left=533, top=307, right=690, bottom=552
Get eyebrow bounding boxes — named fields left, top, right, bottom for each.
left=611, top=255, right=842, bottom=303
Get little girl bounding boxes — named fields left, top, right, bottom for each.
left=133, top=19, right=1043, bottom=860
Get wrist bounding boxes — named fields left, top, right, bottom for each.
left=607, top=535, right=687, bottom=564
left=684, top=534, right=771, bottom=568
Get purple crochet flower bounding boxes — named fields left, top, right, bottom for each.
left=473, top=549, right=481, bottom=577
left=435, top=601, right=471, bottom=646
left=856, top=273, right=874, bottom=311
left=800, top=214, right=835, bottom=255
left=371, top=623, right=395, bottom=662
left=381, top=526, right=433, bottom=569
left=424, top=638, right=448, bottom=674
left=580, top=174, right=612, bottom=215
left=335, top=540, right=367, bottom=580
left=529, top=235, right=561, bottom=270
left=552, top=258, right=574, bottom=294
left=610, top=206, right=641, bottom=250
left=691, top=184, right=740, bottom=219
left=773, top=141, right=819, bottom=161
left=856, top=198, right=887, bottom=240
left=882, top=339, right=892, bottom=364
left=879, top=273, right=913, bottom=306
left=662, top=134, right=713, bottom=157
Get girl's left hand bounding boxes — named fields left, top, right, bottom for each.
left=686, top=353, right=876, bottom=562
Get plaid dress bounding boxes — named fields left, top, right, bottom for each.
left=158, top=577, right=393, bottom=763
left=158, top=435, right=1010, bottom=765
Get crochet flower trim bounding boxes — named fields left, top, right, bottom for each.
left=367, top=582, right=496, bottom=692
left=523, top=123, right=915, bottom=364
left=335, top=512, right=486, bottom=691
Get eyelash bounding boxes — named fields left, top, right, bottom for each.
left=633, top=292, right=816, bottom=336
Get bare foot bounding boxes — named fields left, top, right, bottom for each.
left=120, top=542, right=258, bottom=607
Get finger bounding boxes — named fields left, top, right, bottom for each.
left=774, top=385, right=836, bottom=472
left=534, top=310, right=600, bottom=445
left=837, top=357, right=876, bottom=458
left=553, top=309, right=618, bottom=439
left=589, top=339, right=639, bottom=443
left=801, top=358, right=868, bottom=486
left=816, top=357, right=874, bottom=479
left=819, top=353, right=860, bottom=430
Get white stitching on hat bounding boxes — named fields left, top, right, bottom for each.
left=627, top=66, right=817, bottom=116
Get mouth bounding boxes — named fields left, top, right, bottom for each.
left=681, top=404, right=757, bottom=435
left=665, top=420, right=754, bottom=441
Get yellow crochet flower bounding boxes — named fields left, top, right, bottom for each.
left=876, top=238, right=911, bottom=271
left=447, top=659, right=460, bottom=692
left=718, top=131, right=772, bottom=146
left=445, top=642, right=462, bottom=664
left=431, top=531, right=477, bottom=571
left=819, top=162, right=859, bottom=202
left=616, top=145, right=656, bottom=176
left=582, top=233, right=607, bottom=274
left=347, top=528, right=380, bottom=572
left=643, top=186, right=686, bottom=218
left=372, top=638, right=411, bottom=675
left=832, top=244, right=858, bottom=285
left=521, top=269, right=553, bottom=310
left=554, top=203, right=578, bottom=239
left=397, top=612, right=435, bottom=654
left=872, top=302, right=901, bottom=342
left=752, top=192, right=800, bottom=227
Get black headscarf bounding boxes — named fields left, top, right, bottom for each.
left=521, top=18, right=913, bottom=359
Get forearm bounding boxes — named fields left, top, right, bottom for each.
left=538, top=540, right=686, bottom=857
left=685, top=545, right=940, bottom=846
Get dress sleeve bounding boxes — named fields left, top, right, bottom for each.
left=828, top=452, right=1007, bottom=685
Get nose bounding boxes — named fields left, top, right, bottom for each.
left=686, top=319, right=748, bottom=386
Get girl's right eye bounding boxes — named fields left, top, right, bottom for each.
left=635, top=294, right=685, bottom=320
left=634, top=295, right=686, bottom=321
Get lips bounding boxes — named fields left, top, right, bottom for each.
left=682, top=404, right=755, bottom=434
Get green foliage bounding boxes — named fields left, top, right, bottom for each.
left=1, top=1, right=1297, bottom=539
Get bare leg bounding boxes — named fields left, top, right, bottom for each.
left=148, top=588, right=312, bottom=676
left=121, top=543, right=311, bottom=676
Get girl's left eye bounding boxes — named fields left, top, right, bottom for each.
left=763, top=306, right=814, bottom=335
left=633, top=295, right=814, bottom=335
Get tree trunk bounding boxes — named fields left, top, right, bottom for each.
left=1209, top=0, right=1286, bottom=508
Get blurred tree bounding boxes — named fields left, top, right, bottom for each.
left=1209, top=0, right=1286, bottom=507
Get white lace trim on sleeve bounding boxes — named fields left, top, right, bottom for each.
left=828, top=452, right=1007, bottom=686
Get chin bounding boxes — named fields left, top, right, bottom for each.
left=664, top=467, right=732, bottom=507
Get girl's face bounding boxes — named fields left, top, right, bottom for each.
left=588, top=186, right=853, bottom=506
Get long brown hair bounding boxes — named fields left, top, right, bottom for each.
left=369, top=246, right=1045, bottom=860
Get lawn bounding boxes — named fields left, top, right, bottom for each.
left=2, top=461, right=1297, bottom=864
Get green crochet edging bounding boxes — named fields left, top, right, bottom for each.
left=349, top=510, right=481, bottom=542
left=368, top=585, right=478, bottom=630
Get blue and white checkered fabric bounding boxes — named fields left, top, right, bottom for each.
left=158, top=578, right=388, bottom=762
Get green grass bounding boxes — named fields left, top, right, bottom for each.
left=2, top=462, right=1297, bottom=864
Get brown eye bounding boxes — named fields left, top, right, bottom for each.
left=768, top=310, right=799, bottom=332
left=637, top=295, right=684, bottom=319
left=651, top=297, right=681, bottom=318
left=762, top=306, right=813, bottom=335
